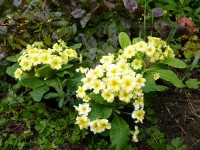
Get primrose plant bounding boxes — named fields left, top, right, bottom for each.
left=74, top=32, right=187, bottom=149
left=7, top=40, right=82, bottom=107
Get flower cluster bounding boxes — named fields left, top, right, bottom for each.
left=14, top=40, right=78, bottom=80
left=74, top=103, right=111, bottom=134
left=123, top=36, right=175, bottom=63
left=74, top=36, right=175, bottom=141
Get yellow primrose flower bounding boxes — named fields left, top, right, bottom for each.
left=135, top=74, right=146, bottom=88
left=64, top=49, right=77, bottom=58
left=75, top=116, right=90, bottom=130
left=19, top=59, right=32, bottom=71
left=101, top=89, right=115, bottom=103
left=135, top=41, right=147, bottom=52
left=53, top=43, right=62, bottom=52
left=89, top=119, right=111, bottom=134
left=41, top=53, right=51, bottom=64
left=27, top=48, right=38, bottom=54
left=164, top=46, right=175, bottom=58
left=106, top=64, right=120, bottom=77
left=99, top=119, right=111, bottom=130
left=131, top=109, right=145, bottom=123
left=33, top=41, right=44, bottom=47
left=76, top=86, right=86, bottom=98
left=132, top=126, right=139, bottom=142
left=146, top=44, right=156, bottom=56
left=121, top=76, right=135, bottom=92
left=131, top=59, right=142, bottom=70
left=49, top=56, right=62, bottom=70
left=116, top=54, right=127, bottom=62
left=83, top=95, right=91, bottom=102
left=81, top=75, right=94, bottom=90
left=133, top=96, right=144, bottom=110
left=119, top=90, right=133, bottom=103
left=100, top=55, right=114, bottom=64
left=89, top=120, right=102, bottom=134
left=124, top=45, right=136, bottom=58
left=107, top=76, right=121, bottom=92
left=154, top=73, right=160, bottom=81
left=14, top=68, right=23, bottom=79
left=150, top=52, right=160, bottom=62
left=60, top=52, right=69, bottom=64
left=116, top=61, right=129, bottom=71
left=74, top=103, right=91, bottom=116
left=92, top=79, right=105, bottom=94
left=30, top=54, right=41, bottom=66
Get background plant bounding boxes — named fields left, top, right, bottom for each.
left=6, top=40, right=83, bottom=108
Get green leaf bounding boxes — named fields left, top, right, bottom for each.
left=179, top=0, right=184, bottom=5
left=6, top=63, right=20, bottom=78
left=64, top=75, right=82, bottom=91
left=142, top=82, right=168, bottom=93
left=69, top=43, right=82, bottom=49
left=58, top=97, right=65, bottom=108
left=185, top=79, right=200, bottom=89
left=88, top=102, right=113, bottom=120
left=170, top=137, right=186, bottom=149
left=20, top=76, right=45, bottom=88
left=30, top=85, right=50, bottom=102
left=80, top=13, right=91, bottom=28
left=57, top=70, right=74, bottom=78
left=118, top=32, right=131, bottom=49
left=88, top=92, right=107, bottom=104
left=6, top=54, right=21, bottom=62
left=183, top=7, right=193, bottom=12
left=43, top=92, right=60, bottom=99
left=162, top=57, right=187, bottom=68
left=36, top=65, right=55, bottom=78
left=45, top=78, right=59, bottom=87
left=43, top=36, right=51, bottom=46
left=143, top=72, right=168, bottom=93
left=158, top=69, right=185, bottom=88
left=148, top=64, right=185, bottom=88
left=110, top=115, right=130, bottom=150
left=132, top=37, right=144, bottom=44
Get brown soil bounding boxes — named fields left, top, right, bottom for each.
left=155, top=89, right=200, bottom=149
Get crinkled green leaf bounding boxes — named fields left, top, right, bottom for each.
left=36, top=65, right=55, bottom=78
left=88, top=92, right=107, bottom=104
left=57, top=70, right=74, bottom=78
left=118, top=32, right=131, bottom=49
left=185, top=78, right=200, bottom=89
left=132, top=37, right=144, bottom=44
left=69, top=43, right=82, bottom=49
left=88, top=102, right=113, bottom=120
left=162, top=57, right=187, bottom=68
left=171, top=137, right=186, bottom=149
left=30, top=85, right=50, bottom=102
left=64, top=75, right=82, bottom=91
left=58, top=97, right=65, bottom=108
left=45, top=78, right=59, bottom=87
left=6, top=54, right=21, bottom=62
left=110, top=115, right=130, bottom=150
left=20, top=76, right=45, bottom=89
left=44, top=92, right=60, bottom=99
left=6, top=63, right=20, bottom=78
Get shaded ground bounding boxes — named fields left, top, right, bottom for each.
left=155, top=88, right=200, bottom=149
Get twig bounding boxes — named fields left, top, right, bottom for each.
left=186, top=91, right=200, bottom=119
left=165, top=103, right=187, bottom=135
